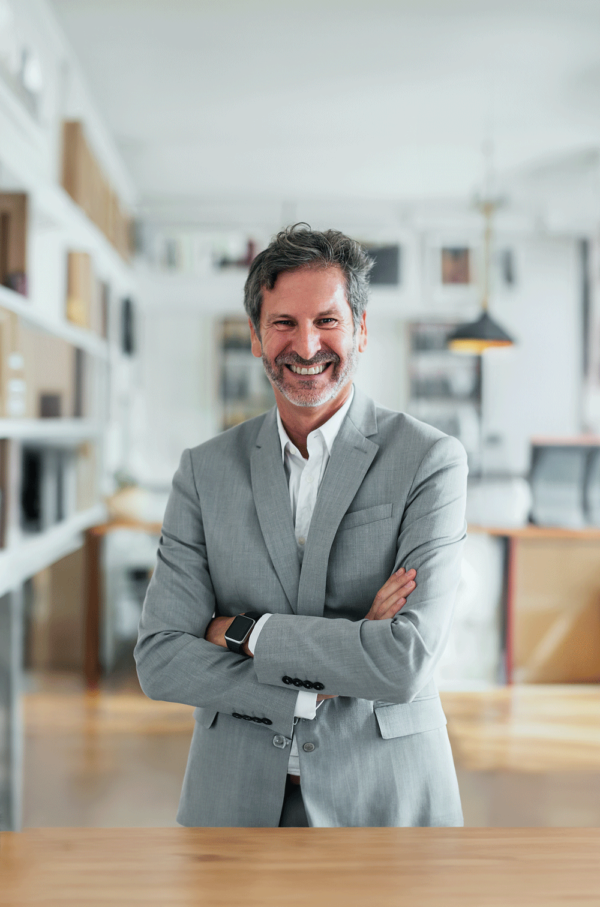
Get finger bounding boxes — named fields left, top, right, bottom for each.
left=382, top=596, right=407, bottom=619
left=371, top=568, right=414, bottom=611
left=373, top=577, right=416, bottom=618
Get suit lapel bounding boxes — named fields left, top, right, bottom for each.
left=297, top=390, right=379, bottom=617
left=251, top=409, right=300, bottom=613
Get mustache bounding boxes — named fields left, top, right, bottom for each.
left=274, top=352, right=339, bottom=368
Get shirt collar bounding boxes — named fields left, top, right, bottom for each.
left=276, top=385, right=355, bottom=462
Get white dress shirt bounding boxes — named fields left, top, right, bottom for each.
left=247, top=386, right=355, bottom=774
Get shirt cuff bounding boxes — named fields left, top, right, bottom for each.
left=294, top=689, right=318, bottom=720
left=247, top=613, right=271, bottom=655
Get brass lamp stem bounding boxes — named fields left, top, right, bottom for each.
left=481, top=199, right=494, bottom=312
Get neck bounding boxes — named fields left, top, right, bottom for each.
left=277, top=383, right=353, bottom=459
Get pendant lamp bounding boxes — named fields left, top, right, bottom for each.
left=447, top=200, right=515, bottom=353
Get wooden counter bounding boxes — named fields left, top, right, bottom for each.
left=0, top=828, right=599, bottom=906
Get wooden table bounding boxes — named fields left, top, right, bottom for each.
left=0, top=828, right=599, bottom=906
left=468, top=524, right=600, bottom=683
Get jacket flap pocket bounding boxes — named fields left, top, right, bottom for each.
left=193, top=707, right=218, bottom=728
left=339, top=503, right=393, bottom=532
left=374, top=697, right=447, bottom=740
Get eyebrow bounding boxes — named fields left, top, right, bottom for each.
left=266, top=308, right=340, bottom=323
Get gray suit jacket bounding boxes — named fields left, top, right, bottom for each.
left=135, top=388, right=468, bottom=827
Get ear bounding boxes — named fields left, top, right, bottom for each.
left=357, top=311, right=367, bottom=353
left=249, top=318, right=262, bottom=358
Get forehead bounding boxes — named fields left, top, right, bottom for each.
left=261, top=265, right=351, bottom=319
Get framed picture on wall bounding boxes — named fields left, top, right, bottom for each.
left=441, top=247, right=471, bottom=285
left=363, top=244, right=402, bottom=286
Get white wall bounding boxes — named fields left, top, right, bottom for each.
left=483, top=236, right=582, bottom=474
left=130, top=307, right=220, bottom=486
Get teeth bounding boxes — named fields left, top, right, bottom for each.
left=289, top=364, right=328, bottom=375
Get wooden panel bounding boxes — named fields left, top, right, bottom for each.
left=512, top=538, right=600, bottom=682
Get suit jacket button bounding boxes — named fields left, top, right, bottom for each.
left=262, top=718, right=273, bottom=725
left=273, top=735, right=286, bottom=748
left=232, top=713, right=241, bottom=719
left=282, top=676, right=293, bottom=685
left=302, top=680, right=314, bottom=690
left=292, top=678, right=304, bottom=687
left=313, top=682, right=325, bottom=691
left=242, top=715, right=252, bottom=720
left=303, top=742, right=316, bottom=753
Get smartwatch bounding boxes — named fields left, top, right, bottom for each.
left=224, top=612, right=262, bottom=655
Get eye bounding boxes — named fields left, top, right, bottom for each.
left=318, top=318, right=337, bottom=325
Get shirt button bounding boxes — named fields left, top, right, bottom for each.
left=306, top=475, right=314, bottom=484
left=303, top=742, right=316, bottom=753
left=298, top=536, right=305, bottom=546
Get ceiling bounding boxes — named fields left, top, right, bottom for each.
left=50, top=0, right=600, bottom=213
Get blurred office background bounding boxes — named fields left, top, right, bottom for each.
left=1, top=0, right=599, bottom=831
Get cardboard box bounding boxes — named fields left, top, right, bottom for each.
left=0, top=193, right=28, bottom=295
left=66, top=251, right=93, bottom=328
left=62, top=120, right=133, bottom=262
left=76, top=441, right=97, bottom=511
left=22, top=326, right=76, bottom=419
left=0, top=307, right=29, bottom=417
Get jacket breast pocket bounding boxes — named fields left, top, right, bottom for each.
left=374, top=697, right=447, bottom=740
left=337, top=503, right=393, bottom=532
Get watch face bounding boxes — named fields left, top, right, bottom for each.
left=225, top=615, right=254, bottom=644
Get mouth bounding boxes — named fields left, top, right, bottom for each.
left=284, top=362, right=333, bottom=377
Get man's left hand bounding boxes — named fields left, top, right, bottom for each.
left=205, top=615, right=253, bottom=656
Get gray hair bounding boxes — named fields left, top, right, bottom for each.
left=244, top=224, right=373, bottom=336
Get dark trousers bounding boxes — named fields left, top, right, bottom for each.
left=278, top=776, right=309, bottom=827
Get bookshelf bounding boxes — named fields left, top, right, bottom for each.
left=0, top=2, right=138, bottom=831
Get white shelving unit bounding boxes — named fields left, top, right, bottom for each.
left=0, top=504, right=107, bottom=598
left=0, top=0, right=139, bottom=831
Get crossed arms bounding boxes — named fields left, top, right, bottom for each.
left=134, top=434, right=467, bottom=727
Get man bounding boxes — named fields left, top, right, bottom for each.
left=135, top=225, right=468, bottom=828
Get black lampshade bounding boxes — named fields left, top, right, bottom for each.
left=447, top=311, right=515, bottom=353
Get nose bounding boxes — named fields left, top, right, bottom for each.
left=293, top=322, right=322, bottom=362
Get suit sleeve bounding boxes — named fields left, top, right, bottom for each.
left=134, top=448, right=298, bottom=731
left=252, top=435, right=468, bottom=703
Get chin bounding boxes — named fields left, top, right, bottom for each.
left=277, top=376, right=346, bottom=408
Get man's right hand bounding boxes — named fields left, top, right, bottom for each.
left=316, top=568, right=416, bottom=701
left=364, top=567, right=416, bottom=621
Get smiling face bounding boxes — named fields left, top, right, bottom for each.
left=249, top=265, right=367, bottom=413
